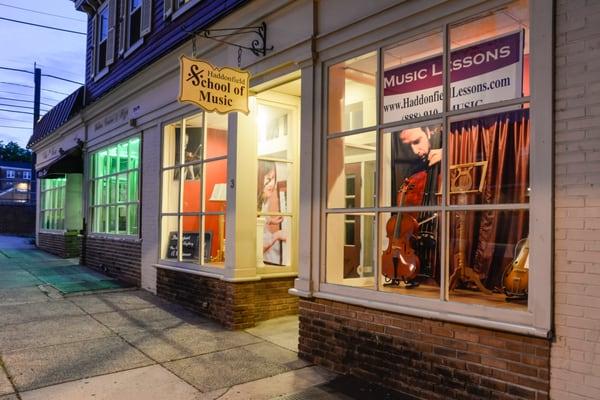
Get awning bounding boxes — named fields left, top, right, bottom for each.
left=37, top=146, right=83, bottom=179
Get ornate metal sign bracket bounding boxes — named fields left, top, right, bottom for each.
left=184, top=22, right=273, bottom=61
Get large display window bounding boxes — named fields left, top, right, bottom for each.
left=90, top=136, right=140, bottom=235
left=40, top=177, right=67, bottom=231
left=323, top=0, right=546, bottom=329
left=160, top=112, right=228, bottom=267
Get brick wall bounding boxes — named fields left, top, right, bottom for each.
left=38, top=232, right=81, bottom=258
left=299, top=298, right=550, bottom=400
left=0, top=204, right=34, bottom=235
left=81, top=236, right=141, bottom=286
left=156, top=268, right=297, bottom=329
left=552, top=1, right=600, bottom=399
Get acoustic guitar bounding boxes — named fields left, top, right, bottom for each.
left=503, top=238, right=529, bottom=300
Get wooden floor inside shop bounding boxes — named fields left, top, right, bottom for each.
left=380, top=282, right=527, bottom=310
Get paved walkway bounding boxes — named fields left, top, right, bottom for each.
left=0, top=235, right=411, bottom=400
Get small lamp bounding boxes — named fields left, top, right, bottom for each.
left=209, top=183, right=227, bottom=261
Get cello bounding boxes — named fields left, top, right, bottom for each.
left=381, top=179, right=420, bottom=285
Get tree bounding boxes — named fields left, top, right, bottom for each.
left=0, top=141, right=32, bottom=162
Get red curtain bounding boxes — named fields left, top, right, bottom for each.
left=448, top=108, right=530, bottom=289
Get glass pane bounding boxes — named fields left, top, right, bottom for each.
left=449, top=0, right=529, bottom=111
left=383, top=32, right=443, bottom=123
left=206, top=112, right=228, bottom=159
left=161, top=216, right=180, bottom=260
left=117, top=174, right=128, bottom=203
left=95, top=150, right=107, bottom=178
left=93, top=207, right=106, bottom=233
left=327, top=131, right=376, bottom=209
left=448, top=107, right=529, bottom=205
left=128, top=205, right=138, bottom=235
left=129, top=137, right=140, bottom=169
left=257, top=160, right=289, bottom=214
left=448, top=209, right=529, bottom=310
left=128, top=171, right=138, bottom=202
left=162, top=169, right=180, bottom=213
left=108, top=146, right=118, bottom=175
left=204, top=214, right=225, bottom=266
left=163, top=121, right=181, bottom=167
left=205, top=159, right=227, bottom=213
left=118, top=142, right=129, bottom=172
left=381, top=124, right=442, bottom=208
left=108, top=206, right=117, bottom=233
left=328, top=51, right=377, bottom=133
left=182, top=214, right=200, bottom=260
left=325, top=213, right=375, bottom=288
left=258, top=215, right=291, bottom=267
left=117, top=206, right=127, bottom=233
left=108, top=176, right=117, bottom=204
left=379, top=210, right=440, bottom=298
left=95, top=179, right=106, bottom=205
left=257, top=103, right=292, bottom=159
left=183, top=174, right=202, bottom=214
left=184, top=114, right=203, bottom=164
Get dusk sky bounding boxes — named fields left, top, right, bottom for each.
left=0, top=0, right=86, bottom=148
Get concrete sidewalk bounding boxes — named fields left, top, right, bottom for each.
left=0, top=236, right=411, bottom=400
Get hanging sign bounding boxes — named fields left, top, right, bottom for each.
left=179, top=55, right=250, bottom=114
left=383, top=31, right=523, bottom=122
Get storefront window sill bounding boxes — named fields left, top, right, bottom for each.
left=39, top=229, right=66, bottom=235
left=86, top=233, right=141, bottom=243
left=257, top=271, right=299, bottom=279
left=312, top=287, right=550, bottom=338
left=153, top=262, right=224, bottom=280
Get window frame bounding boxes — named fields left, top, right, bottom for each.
left=39, top=177, right=67, bottom=232
left=88, top=135, right=141, bottom=238
left=95, top=2, right=110, bottom=76
left=6, top=170, right=15, bottom=179
left=158, top=111, right=228, bottom=273
left=171, top=0, right=198, bottom=20
left=317, top=0, right=552, bottom=337
left=127, top=0, right=143, bottom=49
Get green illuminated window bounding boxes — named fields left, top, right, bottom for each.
left=40, top=177, right=67, bottom=231
left=90, top=136, right=140, bottom=235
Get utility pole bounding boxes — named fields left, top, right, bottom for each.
left=31, top=63, right=41, bottom=205
left=33, top=63, right=41, bottom=126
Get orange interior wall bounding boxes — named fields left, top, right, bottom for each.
left=182, top=128, right=228, bottom=259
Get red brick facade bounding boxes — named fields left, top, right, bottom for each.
left=299, top=298, right=550, bottom=400
left=81, top=235, right=141, bottom=286
left=38, top=231, right=81, bottom=258
left=157, top=268, right=298, bottom=329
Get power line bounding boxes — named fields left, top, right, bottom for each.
left=0, top=66, right=83, bottom=85
left=0, top=116, right=30, bottom=123
left=0, top=3, right=86, bottom=23
left=0, top=91, right=59, bottom=104
left=0, top=82, right=69, bottom=96
left=0, top=97, right=54, bottom=107
left=0, top=103, right=49, bottom=112
left=0, top=108, right=33, bottom=115
left=0, top=125, right=31, bottom=130
left=0, top=16, right=86, bottom=36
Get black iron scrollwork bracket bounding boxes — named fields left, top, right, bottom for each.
left=183, top=21, right=273, bottom=58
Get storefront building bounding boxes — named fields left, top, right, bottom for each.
left=28, top=0, right=600, bottom=399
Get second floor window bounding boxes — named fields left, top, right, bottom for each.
left=6, top=170, right=15, bottom=179
left=23, top=171, right=31, bottom=180
left=129, top=0, right=142, bottom=46
left=98, top=6, right=109, bottom=70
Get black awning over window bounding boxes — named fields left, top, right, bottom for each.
left=37, top=146, right=83, bottom=179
